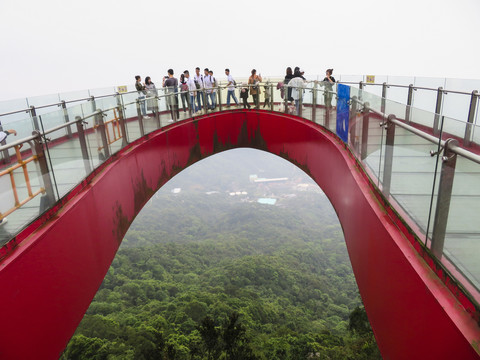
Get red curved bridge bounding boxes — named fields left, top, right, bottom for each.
left=0, top=105, right=479, bottom=359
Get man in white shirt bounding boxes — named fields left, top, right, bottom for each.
left=194, top=67, right=204, bottom=112
left=203, top=68, right=214, bottom=110
left=288, top=70, right=307, bottom=115
left=225, top=69, right=239, bottom=107
left=183, top=70, right=197, bottom=113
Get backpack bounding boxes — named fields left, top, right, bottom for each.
left=194, top=75, right=202, bottom=89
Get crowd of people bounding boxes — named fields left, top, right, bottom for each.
left=134, top=67, right=336, bottom=119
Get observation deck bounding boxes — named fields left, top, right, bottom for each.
left=0, top=76, right=479, bottom=359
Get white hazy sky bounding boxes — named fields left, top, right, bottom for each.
left=0, top=0, right=479, bottom=101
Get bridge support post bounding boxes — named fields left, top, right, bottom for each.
left=115, top=94, right=129, bottom=147
left=464, top=90, right=478, bottom=147
left=433, top=87, right=444, bottom=136
left=361, top=102, right=370, bottom=160
left=32, top=131, right=56, bottom=213
left=405, top=84, right=414, bottom=123
left=95, top=110, right=111, bottom=160
left=61, top=101, right=73, bottom=138
left=284, top=88, right=288, bottom=114
left=431, top=139, right=458, bottom=258
left=359, top=81, right=364, bottom=100
left=75, top=116, right=92, bottom=174
left=382, top=114, right=396, bottom=197
left=136, top=99, right=146, bottom=136
left=381, top=82, right=387, bottom=114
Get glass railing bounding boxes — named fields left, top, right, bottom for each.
left=1, top=80, right=480, bottom=311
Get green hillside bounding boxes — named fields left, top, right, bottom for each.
left=62, top=149, right=381, bottom=359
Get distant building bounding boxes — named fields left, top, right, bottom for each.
left=254, top=177, right=288, bottom=183
left=257, top=198, right=277, bottom=205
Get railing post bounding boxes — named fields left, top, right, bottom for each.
left=349, top=97, right=359, bottom=149
left=284, top=86, right=288, bottom=114
left=61, top=101, right=73, bottom=138
left=350, top=96, right=358, bottom=124
left=298, top=85, right=303, bottom=117
left=95, top=110, right=111, bottom=160
left=270, top=83, right=274, bottom=112
left=136, top=99, right=145, bottom=136
left=29, top=106, right=40, bottom=131
left=433, top=87, right=444, bottom=136
left=405, top=84, right=414, bottom=123
left=382, top=114, right=396, bottom=197
left=115, top=94, right=129, bottom=146
left=431, top=139, right=458, bottom=258
left=75, top=116, right=92, bottom=174
left=32, top=131, right=56, bottom=213
left=90, top=96, right=96, bottom=112
left=218, top=86, right=222, bottom=112
left=311, top=81, right=318, bottom=122
left=359, top=81, right=364, bottom=100
left=381, top=82, right=387, bottom=114
left=464, top=90, right=478, bottom=147
left=203, top=90, right=208, bottom=115
left=361, top=103, right=370, bottom=160
left=188, top=91, right=193, bottom=118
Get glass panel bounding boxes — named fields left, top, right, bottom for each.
left=442, top=114, right=468, bottom=140
left=385, top=123, right=439, bottom=236
left=26, top=93, right=62, bottom=116
left=442, top=150, right=480, bottom=289
left=411, top=88, right=438, bottom=116
left=410, top=106, right=436, bottom=129
left=0, top=98, right=29, bottom=124
left=1, top=115, right=37, bottom=143
left=338, top=74, right=363, bottom=86
left=473, top=114, right=480, bottom=145
left=444, top=78, right=480, bottom=93
left=384, top=97, right=408, bottom=121
left=442, top=91, right=470, bottom=125
left=358, top=108, right=386, bottom=187
left=61, top=90, right=90, bottom=103
left=361, top=83, right=383, bottom=97
left=0, top=139, right=53, bottom=247
left=44, top=127, right=90, bottom=198
left=89, top=87, right=116, bottom=98
left=38, top=110, right=70, bottom=141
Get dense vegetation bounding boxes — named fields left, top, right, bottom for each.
left=62, top=149, right=381, bottom=359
